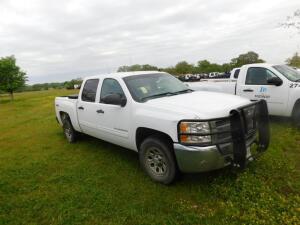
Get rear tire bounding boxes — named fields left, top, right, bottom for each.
left=139, top=136, right=178, bottom=184
left=62, top=116, right=77, bottom=143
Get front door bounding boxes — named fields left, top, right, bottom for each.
left=94, top=78, right=131, bottom=147
left=237, top=67, right=288, bottom=116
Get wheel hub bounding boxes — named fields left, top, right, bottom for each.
left=145, top=147, right=167, bottom=176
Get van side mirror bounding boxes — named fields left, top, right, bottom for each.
left=267, top=77, right=283, bottom=86
left=101, top=93, right=127, bottom=107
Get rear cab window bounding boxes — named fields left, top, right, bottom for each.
left=233, top=69, right=240, bottom=79
left=81, top=79, right=99, bottom=102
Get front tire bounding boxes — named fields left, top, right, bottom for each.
left=293, top=106, right=300, bottom=127
left=62, top=117, right=77, bottom=143
left=139, top=136, right=178, bottom=184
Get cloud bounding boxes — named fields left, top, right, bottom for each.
left=0, top=0, right=299, bottom=83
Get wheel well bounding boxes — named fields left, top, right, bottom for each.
left=135, top=127, right=174, bottom=151
left=292, top=99, right=300, bottom=117
left=59, top=111, right=69, bottom=122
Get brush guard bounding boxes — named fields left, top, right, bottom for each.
left=230, top=100, right=270, bottom=169
left=177, top=100, right=270, bottom=170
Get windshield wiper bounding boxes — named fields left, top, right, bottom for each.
left=141, top=89, right=193, bottom=102
left=141, top=92, right=176, bottom=101
left=295, top=79, right=300, bottom=82
left=172, top=89, right=194, bottom=94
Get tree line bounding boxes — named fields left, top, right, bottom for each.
left=0, top=56, right=83, bottom=100
left=118, top=51, right=300, bottom=75
left=19, top=78, right=83, bottom=92
left=118, top=51, right=265, bottom=75
left=1, top=51, right=300, bottom=100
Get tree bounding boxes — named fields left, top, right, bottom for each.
left=196, top=60, right=211, bottom=73
left=162, top=66, right=177, bottom=75
left=281, top=9, right=300, bottom=33
left=117, top=64, right=158, bottom=72
left=221, top=63, right=233, bottom=73
left=286, top=52, right=300, bottom=68
left=117, top=65, right=130, bottom=72
left=140, top=64, right=158, bottom=71
left=174, top=61, right=193, bottom=74
left=64, top=78, right=83, bottom=90
left=0, top=56, right=27, bottom=100
left=195, top=60, right=224, bottom=73
left=230, top=51, right=265, bottom=68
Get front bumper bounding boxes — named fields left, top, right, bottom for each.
left=174, top=100, right=270, bottom=173
left=174, top=144, right=232, bottom=172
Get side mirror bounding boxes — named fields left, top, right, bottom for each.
left=267, top=77, right=283, bottom=86
left=101, top=93, right=127, bottom=107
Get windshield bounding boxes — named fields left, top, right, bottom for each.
left=123, top=73, right=191, bottom=102
left=273, top=65, right=300, bottom=82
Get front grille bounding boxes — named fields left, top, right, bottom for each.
left=212, top=105, right=258, bottom=148
left=213, top=118, right=232, bottom=144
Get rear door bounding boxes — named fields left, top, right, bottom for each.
left=77, top=79, right=100, bottom=136
left=237, top=67, right=288, bottom=115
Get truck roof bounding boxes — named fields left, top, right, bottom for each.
left=85, top=71, right=165, bottom=80
left=241, top=63, right=276, bottom=67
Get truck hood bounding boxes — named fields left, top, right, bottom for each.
left=144, top=91, right=251, bottom=119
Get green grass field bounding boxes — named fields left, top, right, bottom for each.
left=0, top=90, right=299, bottom=225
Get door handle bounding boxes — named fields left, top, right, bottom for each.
left=78, top=106, right=84, bottom=110
left=243, top=89, right=254, bottom=92
left=96, top=109, right=104, bottom=114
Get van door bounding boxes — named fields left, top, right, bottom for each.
left=237, top=67, right=288, bottom=116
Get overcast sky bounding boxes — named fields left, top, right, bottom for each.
left=0, top=0, right=299, bottom=84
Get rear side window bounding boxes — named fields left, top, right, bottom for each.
left=81, top=79, right=99, bottom=102
left=233, top=69, right=240, bottom=79
left=100, top=78, right=125, bottom=102
left=245, top=67, right=277, bottom=85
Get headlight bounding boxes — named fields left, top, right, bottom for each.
left=243, top=105, right=256, bottom=131
left=179, top=122, right=211, bottom=144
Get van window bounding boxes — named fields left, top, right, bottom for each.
left=81, top=79, right=99, bottom=102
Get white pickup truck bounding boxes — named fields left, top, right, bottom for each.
left=188, top=64, right=300, bottom=126
left=55, top=71, right=270, bottom=184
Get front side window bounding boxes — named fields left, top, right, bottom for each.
left=100, top=78, right=125, bottom=102
left=246, top=67, right=277, bottom=85
left=81, top=79, right=99, bottom=102
left=123, top=73, right=192, bottom=102
left=273, top=65, right=300, bottom=82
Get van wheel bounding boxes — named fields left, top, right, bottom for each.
left=293, top=106, right=300, bottom=127
left=62, top=117, right=77, bottom=143
left=139, top=136, right=177, bottom=184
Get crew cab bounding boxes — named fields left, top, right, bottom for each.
left=188, top=64, right=300, bottom=126
left=55, top=71, right=270, bottom=184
